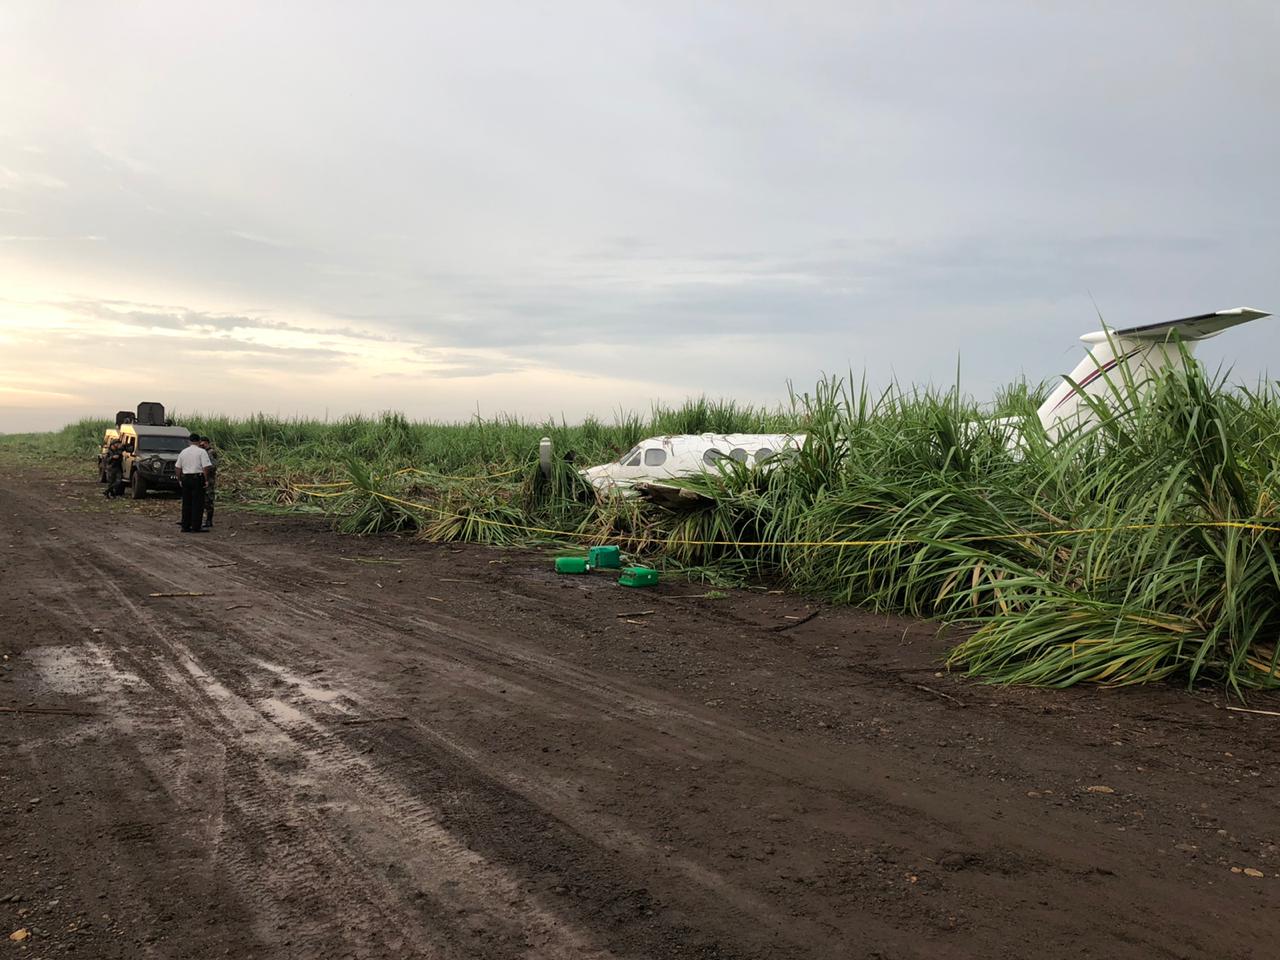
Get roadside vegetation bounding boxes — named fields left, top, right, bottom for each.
left=7, top=361, right=1278, bottom=692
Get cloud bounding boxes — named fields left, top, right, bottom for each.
left=0, top=2, right=1276, bottom=431
left=62, top=298, right=404, bottom=346
left=155, top=335, right=349, bottom=364
left=0, top=165, right=68, bottom=191
left=407, top=344, right=531, bottom=379
left=227, top=230, right=295, bottom=248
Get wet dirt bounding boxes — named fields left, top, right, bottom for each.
left=2, top=462, right=1278, bottom=959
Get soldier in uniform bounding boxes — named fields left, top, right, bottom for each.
left=102, top=440, right=125, bottom=498
left=199, top=436, right=219, bottom=529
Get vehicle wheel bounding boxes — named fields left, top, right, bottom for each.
left=130, top=471, right=148, bottom=499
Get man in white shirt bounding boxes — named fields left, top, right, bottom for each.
left=174, top=434, right=214, bottom=533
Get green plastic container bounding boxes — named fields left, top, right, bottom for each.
left=618, top=565, right=659, bottom=587
left=555, top=556, right=589, bottom=574
left=588, top=545, right=622, bottom=569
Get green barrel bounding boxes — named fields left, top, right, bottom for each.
left=555, top=556, right=589, bottom=574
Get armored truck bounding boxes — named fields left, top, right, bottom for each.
left=98, top=402, right=190, bottom=498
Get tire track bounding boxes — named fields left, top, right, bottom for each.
left=86, top=519, right=1227, bottom=958
left=32, top=536, right=621, bottom=960
left=5, top=479, right=1264, bottom=960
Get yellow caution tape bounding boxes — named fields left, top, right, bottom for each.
left=323, top=487, right=1280, bottom=550
left=394, top=465, right=526, bottom=481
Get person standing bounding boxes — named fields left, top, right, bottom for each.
left=174, top=433, right=213, bottom=533
left=199, top=436, right=219, bottom=529
left=102, top=440, right=125, bottom=498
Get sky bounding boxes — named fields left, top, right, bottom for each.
left=2, top=1, right=1278, bottom=432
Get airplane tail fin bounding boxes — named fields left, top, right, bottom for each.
left=1085, top=307, right=1270, bottom=344
left=1037, top=308, right=1271, bottom=438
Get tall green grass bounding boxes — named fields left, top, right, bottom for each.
left=8, top=371, right=1278, bottom=692
left=656, top=366, right=1280, bottom=692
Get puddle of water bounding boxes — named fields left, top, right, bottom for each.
left=27, top=643, right=146, bottom=696
left=169, top=654, right=295, bottom=751
left=253, top=658, right=348, bottom=704
left=296, top=682, right=342, bottom=702
left=180, top=656, right=237, bottom=702
left=259, top=697, right=308, bottom=726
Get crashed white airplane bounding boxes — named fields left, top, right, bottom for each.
left=580, top=307, right=1271, bottom=495
left=580, top=433, right=806, bottom=496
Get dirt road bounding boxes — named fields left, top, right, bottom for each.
left=2, top=463, right=1277, bottom=959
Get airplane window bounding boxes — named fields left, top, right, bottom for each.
left=619, top=446, right=641, bottom=467
left=755, top=448, right=774, bottom=463
left=643, top=448, right=667, bottom=467
left=702, top=448, right=726, bottom=465
left=729, top=448, right=749, bottom=463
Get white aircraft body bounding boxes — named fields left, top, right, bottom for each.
left=580, top=433, right=804, bottom=495
left=580, top=307, right=1270, bottom=495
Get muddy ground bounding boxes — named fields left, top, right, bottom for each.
left=1, top=460, right=1277, bottom=960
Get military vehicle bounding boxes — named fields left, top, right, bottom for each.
left=98, top=402, right=190, bottom=498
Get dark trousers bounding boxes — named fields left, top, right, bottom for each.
left=180, top=475, right=206, bottom=531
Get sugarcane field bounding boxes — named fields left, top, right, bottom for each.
left=4, top=5, right=1280, bottom=959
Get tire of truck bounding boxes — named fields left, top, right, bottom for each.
left=130, top=470, right=148, bottom=499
